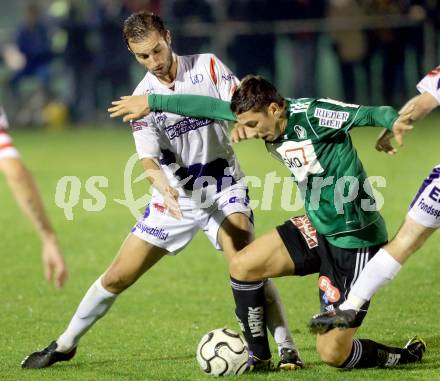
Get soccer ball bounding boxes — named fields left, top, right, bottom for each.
left=196, top=328, right=249, bottom=377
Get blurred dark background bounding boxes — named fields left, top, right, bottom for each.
left=0, top=0, right=438, bottom=127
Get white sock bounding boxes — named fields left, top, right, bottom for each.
left=263, top=279, right=297, bottom=355
left=56, top=276, right=117, bottom=352
left=340, top=248, right=402, bottom=311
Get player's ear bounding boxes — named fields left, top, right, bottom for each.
left=165, top=30, right=172, bottom=45
left=268, top=102, right=281, bottom=117
left=126, top=40, right=134, bottom=55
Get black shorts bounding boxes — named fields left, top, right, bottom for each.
left=276, top=215, right=385, bottom=328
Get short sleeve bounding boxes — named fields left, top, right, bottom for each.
left=207, top=55, right=240, bottom=101
left=416, top=67, right=440, bottom=105
left=129, top=76, right=162, bottom=159
left=131, top=116, right=161, bottom=160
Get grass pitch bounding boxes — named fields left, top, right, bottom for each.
left=1, top=115, right=439, bottom=381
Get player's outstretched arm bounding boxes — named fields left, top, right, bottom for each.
left=347, top=103, right=412, bottom=152
left=400, top=92, right=439, bottom=121
left=376, top=92, right=438, bottom=155
left=0, top=157, right=68, bottom=288
left=109, top=94, right=236, bottom=123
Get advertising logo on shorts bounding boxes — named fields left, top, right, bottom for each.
left=318, top=276, right=340, bottom=304
left=290, top=215, right=318, bottom=249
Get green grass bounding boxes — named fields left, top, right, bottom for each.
left=0, top=116, right=439, bottom=381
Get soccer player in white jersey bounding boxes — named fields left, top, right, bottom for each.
left=22, top=12, right=301, bottom=370
left=309, top=66, right=440, bottom=332
left=0, top=106, right=67, bottom=287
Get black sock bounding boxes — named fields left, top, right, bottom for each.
left=230, top=277, right=271, bottom=360
left=340, top=339, right=413, bottom=368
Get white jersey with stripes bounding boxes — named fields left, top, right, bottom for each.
left=416, top=66, right=440, bottom=105
left=130, top=53, right=242, bottom=198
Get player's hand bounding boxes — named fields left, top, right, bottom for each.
left=163, top=186, right=182, bottom=220
left=375, top=129, right=397, bottom=155
left=230, top=123, right=258, bottom=143
left=108, top=95, right=151, bottom=123
left=42, top=236, right=68, bottom=288
left=391, top=105, right=414, bottom=147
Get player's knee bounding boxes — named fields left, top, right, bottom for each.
left=229, top=252, right=253, bottom=282
left=316, top=340, right=349, bottom=367
left=102, top=270, right=133, bottom=294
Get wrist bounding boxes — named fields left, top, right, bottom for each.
left=148, top=94, right=156, bottom=111
left=42, top=231, right=58, bottom=245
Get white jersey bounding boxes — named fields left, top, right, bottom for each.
left=408, top=165, right=440, bottom=228
left=0, top=106, right=19, bottom=159
left=131, top=53, right=242, bottom=198
left=407, top=67, right=440, bottom=228
left=416, top=66, right=440, bottom=104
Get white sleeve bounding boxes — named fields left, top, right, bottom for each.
left=207, top=55, right=240, bottom=101
left=131, top=116, right=162, bottom=160
left=0, top=106, right=9, bottom=130
left=130, top=76, right=162, bottom=159
left=416, top=66, right=440, bottom=104
left=0, top=106, right=19, bottom=159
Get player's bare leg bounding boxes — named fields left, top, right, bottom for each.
left=101, top=234, right=168, bottom=293
left=21, top=234, right=168, bottom=369
left=316, top=328, right=357, bottom=366
left=385, top=216, right=436, bottom=264
left=316, top=326, right=425, bottom=368
left=228, top=228, right=295, bottom=281
left=225, top=228, right=302, bottom=370
left=217, top=212, right=254, bottom=258
left=218, top=215, right=302, bottom=369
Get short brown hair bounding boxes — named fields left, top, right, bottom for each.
left=231, top=75, right=285, bottom=114
left=123, top=12, right=167, bottom=47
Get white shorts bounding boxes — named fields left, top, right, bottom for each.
left=131, top=180, right=253, bottom=254
left=407, top=165, right=440, bottom=228
left=0, top=130, right=20, bottom=160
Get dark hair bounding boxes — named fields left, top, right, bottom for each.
left=231, top=75, right=285, bottom=114
left=123, top=12, right=167, bottom=47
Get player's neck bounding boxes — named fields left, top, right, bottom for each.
left=157, top=53, right=178, bottom=87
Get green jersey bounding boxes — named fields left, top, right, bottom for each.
left=148, top=94, right=399, bottom=249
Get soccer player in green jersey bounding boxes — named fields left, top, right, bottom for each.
left=109, top=75, right=425, bottom=370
